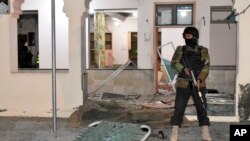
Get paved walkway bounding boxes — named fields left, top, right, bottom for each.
left=0, top=117, right=234, bottom=141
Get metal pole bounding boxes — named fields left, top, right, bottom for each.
left=51, top=0, right=57, bottom=134
left=81, top=14, right=88, bottom=105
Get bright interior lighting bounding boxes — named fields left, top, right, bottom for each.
left=89, top=8, right=94, bottom=14
left=112, top=17, right=121, bottom=22
left=178, top=9, right=192, bottom=12
left=114, top=21, right=120, bottom=26
left=180, top=11, right=187, bottom=17
left=178, top=9, right=191, bottom=17
left=132, top=12, right=138, bottom=18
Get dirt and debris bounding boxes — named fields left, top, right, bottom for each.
left=68, top=93, right=197, bottom=129
left=0, top=91, right=239, bottom=141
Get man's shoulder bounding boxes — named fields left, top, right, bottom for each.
left=176, top=45, right=183, bottom=49
left=175, top=46, right=184, bottom=52
left=199, top=46, right=208, bottom=52
left=176, top=45, right=208, bottom=52
left=198, top=45, right=208, bottom=49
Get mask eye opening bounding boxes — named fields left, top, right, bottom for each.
left=183, top=34, right=193, bottom=39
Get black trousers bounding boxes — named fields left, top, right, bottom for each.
left=170, top=86, right=210, bottom=127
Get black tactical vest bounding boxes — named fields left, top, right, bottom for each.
left=179, top=45, right=204, bottom=79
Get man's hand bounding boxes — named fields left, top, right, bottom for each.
left=197, top=78, right=205, bottom=89
left=183, top=67, right=191, bottom=76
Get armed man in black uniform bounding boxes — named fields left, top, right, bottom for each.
left=170, top=27, right=212, bottom=141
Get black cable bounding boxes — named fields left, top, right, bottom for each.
left=228, top=23, right=231, bottom=29
left=235, top=4, right=250, bottom=17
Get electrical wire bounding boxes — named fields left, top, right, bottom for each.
left=235, top=3, right=250, bottom=17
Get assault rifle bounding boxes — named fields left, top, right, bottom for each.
left=189, top=70, right=206, bottom=109
left=181, top=51, right=206, bottom=110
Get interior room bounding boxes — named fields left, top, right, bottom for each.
left=87, top=9, right=138, bottom=68
left=17, top=10, right=39, bottom=68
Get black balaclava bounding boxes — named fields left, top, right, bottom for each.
left=183, top=27, right=199, bottom=48
left=185, top=38, right=198, bottom=47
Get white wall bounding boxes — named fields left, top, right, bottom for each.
left=161, top=28, right=185, bottom=61
left=234, top=1, right=250, bottom=88
left=90, top=0, right=138, bottom=9
left=210, top=24, right=237, bottom=66
left=0, top=14, right=64, bottom=117
left=234, top=0, right=250, bottom=84
left=137, top=0, right=153, bottom=69
left=0, top=0, right=83, bottom=118
left=22, top=0, right=69, bottom=69
left=234, top=0, right=250, bottom=119
left=108, top=18, right=138, bottom=64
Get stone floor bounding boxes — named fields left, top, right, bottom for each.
left=0, top=117, right=236, bottom=141
left=0, top=93, right=238, bottom=141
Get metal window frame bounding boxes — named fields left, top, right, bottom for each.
left=155, top=4, right=194, bottom=26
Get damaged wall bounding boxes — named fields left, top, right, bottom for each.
left=87, top=69, right=154, bottom=96
left=234, top=0, right=250, bottom=120
left=238, top=84, right=250, bottom=121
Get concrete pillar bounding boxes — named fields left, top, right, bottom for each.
left=62, top=0, right=88, bottom=107
left=7, top=0, right=25, bottom=72
left=10, top=0, right=24, bottom=18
